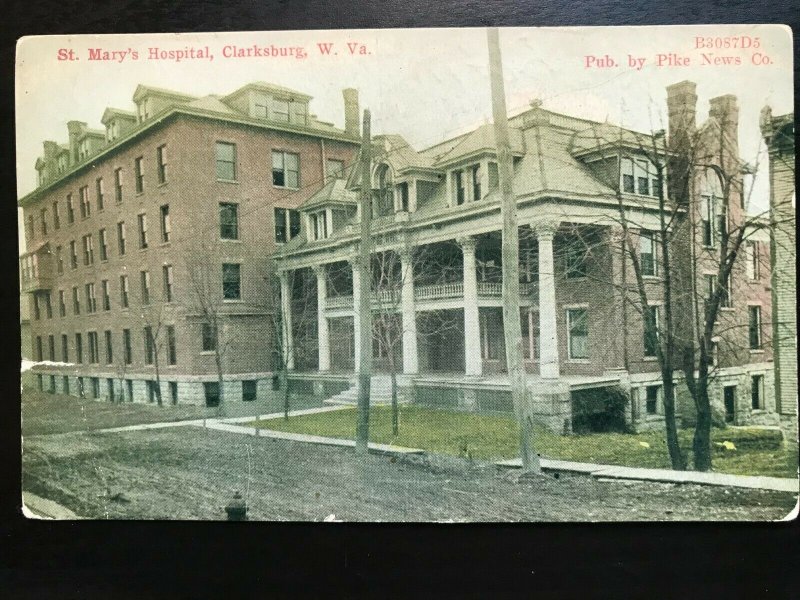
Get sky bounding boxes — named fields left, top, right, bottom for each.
left=16, top=25, right=793, bottom=250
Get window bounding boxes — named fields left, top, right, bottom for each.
left=40, top=208, right=48, bottom=235
left=163, top=265, right=174, bottom=302
left=721, top=275, right=732, bottom=308
left=621, top=158, right=635, bottom=193
left=701, top=196, right=715, bottom=247
left=134, top=156, right=144, bottom=193
left=567, top=308, right=589, bottom=360
left=272, top=98, right=289, bottom=121
left=44, top=292, right=52, bottom=319
left=27, top=215, right=34, bottom=242
left=63, top=376, right=70, bottom=395
left=640, top=230, right=657, bottom=276
left=272, top=150, right=299, bottom=188
left=204, top=382, right=220, bottom=407
left=79, top=186, right=90, bottom=218
left=274, top=208, right=301, bottom=243
left=82, top=234, right=94, bottom=265
left=222, top=263, right=241, bottom=300
left=620, top=157, right=657, bottom=196
left=140, top=271, right=150, bottom=305
left=75, top=333, right=83, bottom=364
left=67, top=194, right=75, bottom=223
left=399, top=182, right=409, bottom=212
left=61, top=334, right=68, bottom=362
left=636, top=160, right=650, bottom=195
left=242, top=380, right=257, bottom=402
left=310, top=211, right=328, bottom=241
left=169, top=381, right=178, bottom=405
left=274, top=207, right=287, bottom=243
left=105, top=330, right=113, bottom=364
left=33, top=294, right=40, bottom=320
left=166, top=325, right=177, bottom=365
left=117, top=221, right=127, bottom=255
left=645, top=385, right=661, bottom=415
left=123, top=329, right=132, bottom=365
left=751, top=374, right=764, bottom=410
left=202, top=323, right=217, bottom=352
left=85, top=283, right=97, bottom=313
left=138, top=214, right=148, bottom=249
left=454, top=170, right=465, bottom=205
left=101, top=280, right=111, bottom=311
left=160, top=205, right=171, bottom=243
left=120, top=275, right=130, bottom=308
left=144, top=326, right=154, bottom=364
left=52, top=201, right=60, bottom=229
left=72, top=286, right=80, bottom=315
left=99, top=229, right=108, bottom=261
left=748, top=306, right=762, bottom=350
left=215, top=142, right=237, bottom=181
left=88, top=331, right=99, bottom=364
left=107, top=379, right=115, bottom=402
left=56, top=246, right=63, bottom=274
left=58, top=290, right=66, bottom=317
left=326, top=158, right=344, bottom=180
left=48, top=335, right=55, bottom=361
left=219, top=203, right=239, bottom=240
left=745, top=241, right=759, bottom=280
left=35, top=336, right=43, bottom=361
left=253, top=94, right=269, bottom=118
left=137, top=97, right=150, bottom=122
left=156, top=145, right=167, bottom=184
left=96, top=177, right=105, bottom=210
left=126, top=379, right=133, bottom=401
left=643, top=305, right=660, bottom=357
left=472, top=165, right=481, bottom=201
left=114, top=168, right=123, bottom=202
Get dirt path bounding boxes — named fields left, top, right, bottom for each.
left=22, top=426, right=796, bottom=522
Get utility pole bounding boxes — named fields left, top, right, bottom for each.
left=487, top=27, right=541, bottom=474
left=355, top=108, right=373, bottom=456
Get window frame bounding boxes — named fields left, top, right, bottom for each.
left=134, top=156, right=145, bottom=193
left=219, top=202, right=239, bottom=240
left=222, top=263, right=242, bottom=300
left=156, top=144, right=167, bottom=184
left=566, top=307, right=589, bottom=360
left=215, top=141, right=237, bottom=182
left=272, top=150, right=300, bottom=189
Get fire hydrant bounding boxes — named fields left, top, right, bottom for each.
left=224, top=491, right=248, bottom=521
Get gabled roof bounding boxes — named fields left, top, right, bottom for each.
left=101, top=107, right=137, bottom=124
left=132, top=84, right=198, bottom=103
left=569, top=123, right=658, bottom=158
left=186, top=95, right=238, bottom=114
left=374, top=134, right=435, bottom=173
left=224, top=81, right=312, bottom=102
left=424, top=123, right=525, bottom=166
left=77, top=128, right=105, bottom=141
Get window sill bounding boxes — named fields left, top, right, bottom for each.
left=720, top=307, right=735, bottom=313
left=157, top=182, right=168, bottom=189
left=750, top=408, right=766, bottom=414
left=749, top=349, right=765, bottom=354
left=642, top=275, right=661, bottom=281
left=159, top=242, right=171, bottom=248
left=135, top=192, right=144, bottom=198
left=273, top=185, right=300, bottom=191
left=220, top=238, right=243, bottom=243
left=222, top=299, right=244, bottom=303
left=199, top=351, right=216, bottom=356
left=642, top=356, right=658, bottom=362
left=567, top=358, right=591, bottom=364
left=217, top=179, right=239, bottom=185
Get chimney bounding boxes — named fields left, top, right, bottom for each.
left=42, top=140, right=59, bottom=160
left=666, top=80, right=697, bottom=148
left=708, top=94, right=739, bottom=158
left=67, top=121, right=87, bottom=165
left=342, top=88, right=359, bottom=137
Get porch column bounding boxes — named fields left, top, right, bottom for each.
left=408, top=178, right=418, bottom=212
left=532, top=219, right=560, bottom=379
left=313, top=265, right=330, bottom=371
left=350, top=259, right=362, bottom=371
left=278, top=270, right=295, bottom=371
left=459, top=236, right=482, bottom=376
left=400, top=248, right=419, bottom=374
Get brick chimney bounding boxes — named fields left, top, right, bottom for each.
left=666, top=80, right=697, bottom=148
left=708, top=94, right=739, bottom=160
left=67, top=120, right=88, bottom=165
left=342, top=88, right=359, bottom=137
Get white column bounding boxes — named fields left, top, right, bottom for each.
left=400, top=248, right=419, bottom=374
left=459, top=236, right=482, bottom=376
left=351, top=260, right=362, bottom=371
left=313, top=265, right=330, bottom=371
left=408, top=178, right=418, bottom=213
left=278, top=271, right=295, bottom=371
left=479, top=159, right=490, bottom=200
left=533, top=219, right=560, bottom=379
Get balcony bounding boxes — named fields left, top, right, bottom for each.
left=323, top=281, right=537, bottom=310
left=19, top=245, right=54, bottom=293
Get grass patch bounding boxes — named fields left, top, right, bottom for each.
left=253, top=406, right=797, bottom=478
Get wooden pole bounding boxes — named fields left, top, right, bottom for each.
left=487, top=27, right=541, bottom=473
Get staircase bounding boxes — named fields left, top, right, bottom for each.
left=323, top=375, right=404, bottom=406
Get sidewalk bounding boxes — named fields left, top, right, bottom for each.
left=22, top=491, right=80, bottom=519
left=496, top=458, right=799, bottom=493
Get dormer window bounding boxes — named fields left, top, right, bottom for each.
left=454, top=170, right=465, bottom=205
left=310, top=211, right=329, bottom=241
left=106, top=120, right=120, bottom=142
left=621, top=157, right=661, bottom=197
left=375, top=164, right=394, bottom=216
left=273, top=99, right=290, bottom=122
left=137, top=98, right=151, bottom=122
left=37, top=169, right=45, bottom=186
left=253, top=94, right=269, bottom=118
left=57, top=154, right=68, bottom=174
left=78, top=139, right=91, bottom=161
left=471, top=165, right=481, bottom=201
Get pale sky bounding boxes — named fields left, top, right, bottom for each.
left=16, top=25, right=793, bottom=251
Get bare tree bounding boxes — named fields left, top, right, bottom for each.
left=141, top=302, right=167, bottom=406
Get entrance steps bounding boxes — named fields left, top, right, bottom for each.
left=323, top=376, right=406, bottom=406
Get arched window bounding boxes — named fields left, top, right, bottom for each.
left=374, top=163, right=394, bottom=216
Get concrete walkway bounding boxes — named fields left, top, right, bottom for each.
left=496, top=458, right=799, bottom=493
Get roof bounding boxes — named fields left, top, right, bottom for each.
left=186, top=95, right=238, bottom=114
left=423, top=124, right=525, bottom=166
left=374, top=135, right=435, bottom=173
left=301, top=177, right=358, bottom=210
left=101, top=107, right=137, bottom=124
left=224, top=81, right=312, bottom=102
left=132, top=84, right=198, bottom=103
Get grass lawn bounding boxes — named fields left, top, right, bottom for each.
left=253, top=406, right=798, bottom=478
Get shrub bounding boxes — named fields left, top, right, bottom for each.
left=571, top=386, right=631, bottom=434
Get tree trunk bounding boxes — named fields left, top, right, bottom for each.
left=282, top=368, right=291, bottom=421
left=692, top=376, right=713, bottom=471
left=214, top=350, right=225, bottom=418
left=389, top=356, right=399, bottom=436
left=661, top=371, right=686, bottom=470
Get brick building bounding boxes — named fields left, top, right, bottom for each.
left=761, top=108, right=796, bottom=419
left=274, top=80, right=778, bottom=432
left=19, top=82, right=360, bottom=405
